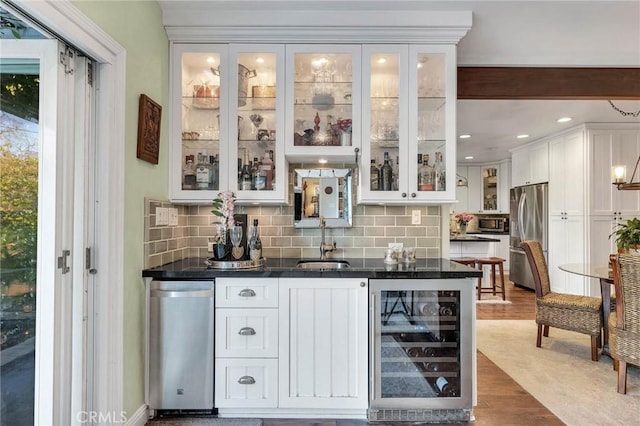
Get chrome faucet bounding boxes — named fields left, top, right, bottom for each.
left=319, top=216, right=336, bottom=260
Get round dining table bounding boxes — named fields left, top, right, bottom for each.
left=558, top=263, right=614, bottom=357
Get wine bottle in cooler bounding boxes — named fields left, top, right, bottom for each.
left=435, top=376, right=459, bottom=397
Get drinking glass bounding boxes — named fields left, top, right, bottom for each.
left=230, top=225, right=244, bottom=260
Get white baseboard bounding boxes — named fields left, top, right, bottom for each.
left=126, top=404, right=149, bottom=426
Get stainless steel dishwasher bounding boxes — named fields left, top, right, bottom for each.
left=148, top=280, right=214, bottom=412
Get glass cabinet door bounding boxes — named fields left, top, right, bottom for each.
left=229, top=45, right=286, bottom=203
left=170, top=44, right=229, bottom=201
left=359, top=45, right=456, bottom=204
left=411, top=46, right=455, bottom=200
left=285, top=45, right=361, bottom=162
left=481, top=166, right=499, bottom=211
left=360, top=45, right=408, bottom=202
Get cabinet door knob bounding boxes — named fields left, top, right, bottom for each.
left=238, top=288, right=256, bottom=297
left=411, top=193, right=416, bottom=198
left=238, top=376, right=256, bottom=385
left=238, top=327, right=256, bottom=336
left=401, top=192, right=407, bottom=198
left=360, top=281, right=366, bottom=287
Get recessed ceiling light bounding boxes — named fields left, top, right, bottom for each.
left=517, top=134, right=530, bottom=139
left=465, top=156, right=474, bottom=160
left=318, top=159, right=328, bottom=164
left=459, top=134, right=471, bottom=139
left=557, top=117, right=572, bottom=123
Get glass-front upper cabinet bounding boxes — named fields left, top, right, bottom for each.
left=170, top=44, right=228, bottom=202
left=229, top=45, right=286, bottom=203
left=285, top=45, right=361, bottom=162
left=169, top=44, right=286, bottom=203
left=481, top=166, right=499, bottom=212
left=359, top=45, right=456, bottom=204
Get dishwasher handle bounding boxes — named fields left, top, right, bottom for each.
left=150, top=289, right=214, bottom=298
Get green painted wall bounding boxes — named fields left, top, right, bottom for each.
left=71, top=0, right=169, bottom=416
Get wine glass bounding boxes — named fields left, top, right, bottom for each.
left=230, top=225, right=244, bottom=260
left=229, top=225, right=244, bottom=260
left=249, top=114, right=263, bottom=139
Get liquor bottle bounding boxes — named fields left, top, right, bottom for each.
left=419, top=154, right=435, bottom=191
left=182, top=155, right=196, bottom=189
left=393, top=155, right=400, bottom=191
left=380, top=151, right=394, bottom=191
left=417, top=153, right=423, bottom=185
left=434, top=151, right=446, bottom=191
left=370, top=159, right=380, bottom=191
left=209, top=155, right=219, bottom=190
left=260, top=150, right=273, bottom=190
left=195, top=152, right=212, bottom=190
left=251, top=157, right=260, bottom=190
left=240, top=151, right=252, bottom=191
left=249, top=219, right=262, bottom=260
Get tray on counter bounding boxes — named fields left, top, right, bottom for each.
left=204, top=257, right=265, bottom=269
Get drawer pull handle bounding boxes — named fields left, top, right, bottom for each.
left=238, top=288, right=256, bottom=297
left=238, top=376, right=256, bottom=385
left=238, top=327, right=256, bottom=336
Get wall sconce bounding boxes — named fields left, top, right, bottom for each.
left=612, top=158, right=640, bottom=190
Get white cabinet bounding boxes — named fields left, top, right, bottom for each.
left=451, top=166, right=469, bottom=214
left=453, top=166, right=481, bottom=214
left=548, top=215, right=587, bottom=295
left=589, top=126, right=640, bottom=216
left=169, top=44, right=287, bottom=204
left=358, top=45, right=457, bottom=204
left=278, top=278, right=368, bottom=410
left=548, top=128, right=587, bottom=295
left=549, top=129, right=585, bottom=216
left=215, top=277, right=368, bottom=414
left=511, top=140, right=549, bottom=187
left=455, top=161, right=510, bottom=214
left=215, top=278, right=279, bottom=409
left=481, top=234, right=510, bottom=272
left=285, top=44, right=362, bottom=163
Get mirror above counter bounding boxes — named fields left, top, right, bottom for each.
left=294, top=168, right=353, bottom=228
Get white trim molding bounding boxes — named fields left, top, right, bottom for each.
left=19, top=0, right=126, bottom=421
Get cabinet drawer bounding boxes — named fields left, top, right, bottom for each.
left=216, top=308, right=278, bottom=358
left=215, top=358, right=278, bottom=408
left=215, top=278, right=278, bottom=308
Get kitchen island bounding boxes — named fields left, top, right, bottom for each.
left=142, top=258, right=480, bottom=423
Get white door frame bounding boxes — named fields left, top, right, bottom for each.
left=16, top=0, right=127, bottom=421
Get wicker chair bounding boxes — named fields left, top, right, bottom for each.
left=608, top=253, right=640, bottom=394
left=520, top=240, right=602, bottom=361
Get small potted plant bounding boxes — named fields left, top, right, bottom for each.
left=610, top=217, right=640, bottom=254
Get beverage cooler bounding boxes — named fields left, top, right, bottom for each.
left=369, top=279, right=473, bottom=423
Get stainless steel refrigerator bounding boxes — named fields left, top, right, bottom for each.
left=509, top=183, right=548, bottom=291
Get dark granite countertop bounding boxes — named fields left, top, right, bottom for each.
left=142, top=257, right=482, bottom=280
left=450, top=235, right=501, bottom=242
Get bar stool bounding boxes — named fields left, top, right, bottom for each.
left=476, top=257, right=506, bottom=300
left=451, top=257, right=476, bottom=268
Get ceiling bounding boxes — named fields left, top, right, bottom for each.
left=456, top=99, right=640, bottom=164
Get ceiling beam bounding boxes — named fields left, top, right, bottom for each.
left=457, top=67, right=640, bottom=100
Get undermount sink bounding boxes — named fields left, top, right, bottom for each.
left=296, top=260, right=351, bottom=270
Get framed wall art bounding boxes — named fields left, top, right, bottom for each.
left=136, top=94, right=162, bottom=164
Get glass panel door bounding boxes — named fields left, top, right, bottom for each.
left=415, top=51, right=447, bottom=194
left=230, top=45, right=285, bottom=203
left=179, top=49, right=223, bottom=192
